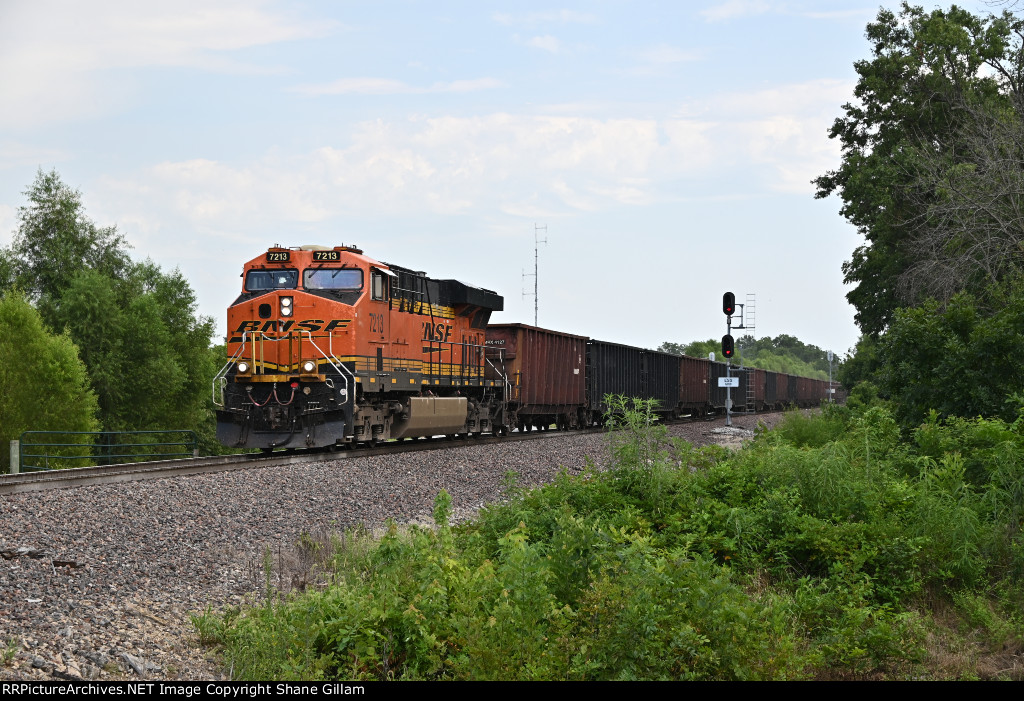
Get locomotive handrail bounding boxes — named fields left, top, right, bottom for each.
left=212, top=331, right=252, bottom=407
left=302, top=330, right=353, bottom=402
left=485, top=350, right=512, bottom=405
left=418, top=337, right=491, bottom=382
left=214, top=330, right=354, bottom=406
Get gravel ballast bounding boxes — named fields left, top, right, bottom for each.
left=0, top=412, right=783, bottom=681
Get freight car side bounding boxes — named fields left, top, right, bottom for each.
left=679, top=355, right=712, bottom=416
left=586, top=340, right=681, bottom=420
left=485, top=323, right=588, bottom=431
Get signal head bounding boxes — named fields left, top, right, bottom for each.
left=722, top=334, right=735, bottom=359
left=723, top=292, right=736, bottom=316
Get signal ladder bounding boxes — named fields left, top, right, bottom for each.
left=744, top=294, right=756, bottom=410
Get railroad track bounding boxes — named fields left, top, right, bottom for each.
left=0, top=428, right=597, bottom=495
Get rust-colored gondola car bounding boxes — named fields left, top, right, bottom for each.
left=485, top=323, right=588, bottom=430
left=679, top=355, right=712, bottom=416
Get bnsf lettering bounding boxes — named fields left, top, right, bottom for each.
left=234, top=319, right=349, bottom=334
left=422, top=322, right=452, bottom=341
left=235, top=321, right=260, bottom=334
left=295, top=319, right=323, bottom=332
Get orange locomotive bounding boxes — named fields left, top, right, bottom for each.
left=214, top=245, right=507, bottom=449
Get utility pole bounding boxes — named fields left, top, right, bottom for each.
left=522, top=224, right=547, bottom=326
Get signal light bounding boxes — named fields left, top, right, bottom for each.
left=722, top=334, right=734, bottom=359
left=723, top=292, right=735, bottom=316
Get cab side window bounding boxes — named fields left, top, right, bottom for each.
left=371, top=271, right=386, bottom=301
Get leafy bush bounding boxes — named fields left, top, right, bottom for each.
left=197, top=399, right=1024, bottom=680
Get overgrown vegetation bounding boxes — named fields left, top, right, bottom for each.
left=195, top=397, right=1024, bottom=680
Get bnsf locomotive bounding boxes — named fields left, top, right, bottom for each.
left=214, top=245, right=508, bottom=449
left=215, top=245, right=835, bottom=450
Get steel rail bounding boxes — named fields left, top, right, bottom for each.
left=0, top=428, right=594, bottom=496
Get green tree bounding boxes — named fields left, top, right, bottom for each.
left=0, top=290, right=99, bottom=471
left=656, top=341, right=687, bottom=356
left=814, top=3, right=1024, bottom=336
left=837, top=335, right=882, bottom=391
left=877, top=280, right=1024, bottom=426
left=898, top=102, right=1024, bottom=305
left=5, top=168, right=130, bottom=324
left=3, top=169, right=219, bottom=448
left=52, top=265, right=217, bottom=437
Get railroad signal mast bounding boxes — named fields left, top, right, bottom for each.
left=721, top=292, right=755, bottom=426
left=722, top=292, right=736, bottom=426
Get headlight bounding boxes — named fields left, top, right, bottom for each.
left=280, top=297, right=293, bottom=316
left=237, top=361, right=249, bottom=373
left=303, top=360, right=316, bottom=373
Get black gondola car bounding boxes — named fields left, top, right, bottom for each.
left=586, top=340, right=681, bottom=420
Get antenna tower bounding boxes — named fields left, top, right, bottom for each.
left=522, top=223, right=548, bottom=326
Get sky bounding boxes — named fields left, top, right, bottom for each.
left=0, top=0, right=1000, bottom=357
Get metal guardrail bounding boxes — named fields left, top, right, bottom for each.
left=14, top=430, right=198, bottom=473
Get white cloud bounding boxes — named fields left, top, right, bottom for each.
left=290, top=77, right=502, bottom=96
left=528, top=35, right=564, bottom=54
left=98, top=78, right=849, bottom=248
left=492, top=10, right=598, bottom=27
left=700, top=79, right=852, bottom=193
left=104, top=113, right=708, bottom=242
left=0, top=0, right=335, bottom=128
left=700, top=78, right=852, bottom=119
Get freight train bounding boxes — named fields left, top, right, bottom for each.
left=214, top=245, right=833, bottom=450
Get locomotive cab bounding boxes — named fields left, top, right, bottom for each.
left=214, top=245, right=506, bottom=450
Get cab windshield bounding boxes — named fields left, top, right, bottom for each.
left=245, top=269, right=298, bottom=291
left=304, top=268, right=363, bottom=290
